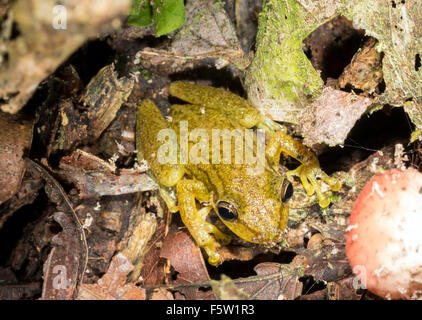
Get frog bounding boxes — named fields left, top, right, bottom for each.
left=136, top=81, right=341, bottom=265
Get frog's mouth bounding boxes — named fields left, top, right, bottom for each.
left=219, top=219, right=264, bottom=243
left=217, top=218, right=284, bottom=245
left=215, top=205, right=288, bottom=245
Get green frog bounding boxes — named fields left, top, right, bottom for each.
left=137, top=81, right=341, bottom=265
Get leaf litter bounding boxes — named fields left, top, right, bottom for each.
left=0, top=0, right=419, bottom=301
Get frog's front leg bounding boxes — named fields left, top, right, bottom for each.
left=176, top=179, right=231, bottom=266
left=266, top=131, right=341, bottom=208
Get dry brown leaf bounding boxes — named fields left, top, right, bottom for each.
left=137, top=0, right=248, bottom=72
left=236, top=262, right=303, bottom=300
left=160, top=228, right=214, bottom=299
left=0, top=161, right=43, bottom=230
left=77, top=253, right=145, bottom=300
left=0, top=112, right=33, bottom=204
left=24, top=159, right=88, bottom=300
left=299, top=87, right=374, bottom=147
left=41, top=212, right=86, bottom=300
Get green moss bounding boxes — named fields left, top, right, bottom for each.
left=57, top=128, right=64, bottom=150
left=140, top=68, right=155, bottom=80
left=246, top=0, right=422, bottom=130
left=245, top=0, right=323, bottom=123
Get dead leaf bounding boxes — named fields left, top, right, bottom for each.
left=77, top=253, right=145, bottom=300
left=234, top=262, right=303, bottom=300
left=137, top=0, right=249, bottom=72
left=139, top=206, right=170, bottom=286
left=299, top=87, right=374, bottom=147
left=41, top=211, right=86, bottom=300
left=0, top=166, right=43, bottom=230
left=0, top=112, right=33, bottom=204
left=25, top=159, right=88, bottom=300
left=160, top=228, right=214, bottom=299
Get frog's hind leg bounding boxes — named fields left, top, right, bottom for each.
left=169, top=81, right=261, bottom=128
left=137, top=99, right=186, bottom=212
left=137, top=99, right=185, bottom=187
left=176, top=179, right=231, bottom=266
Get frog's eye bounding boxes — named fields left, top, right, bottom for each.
left=216, top=201, right=238, bottom=221
left=281, top=180, right=294, bottom=203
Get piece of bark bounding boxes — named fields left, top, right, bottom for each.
left=58, top=64, right=134, bottom=150
left=80, top=64, right=135, bottom=142
left=338, top=37, right=384, bottom=94
left=59, top=149, right=158, bottom=198
left=118, top=206, right=158, bottom=283
left=0, top=0, right=131, bottom=114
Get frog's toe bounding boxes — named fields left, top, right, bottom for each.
left=299, top=170, right=315, bottom=196
left=207, top=253, right=220, bottom=266
left=318, top=171, right=342, bottom=193
left=317, top=193, right=331, bottom=208
left=203, top=244, right=220, bottom=266
left=312, top=181, right=331, bottom=208
left=301, top=166, right=333, bottom=208
left=325, top=175, right=342, bottom=192
left=287, top=166, right=315, bottom=196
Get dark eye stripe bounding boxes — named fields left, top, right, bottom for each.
left=217, top=201, right=238, bottom=221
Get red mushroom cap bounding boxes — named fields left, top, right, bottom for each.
left=346, top=168, right=422, bottom=299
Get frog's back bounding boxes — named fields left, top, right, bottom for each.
left=169, top=104, right=271, bottom=196
left=169, top=104, right=243, bottom=131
